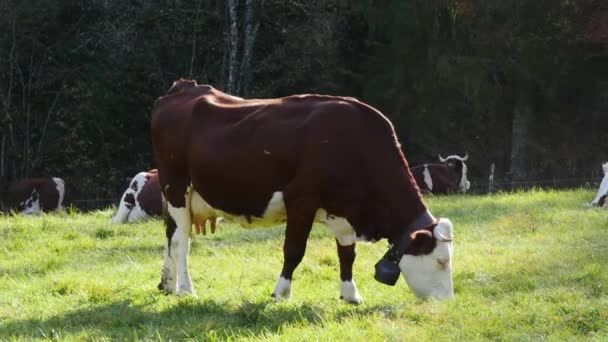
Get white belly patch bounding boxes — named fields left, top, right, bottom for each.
left=189, top=190, right=367, bottom=245
left=190, top=191, right=287, bottom=228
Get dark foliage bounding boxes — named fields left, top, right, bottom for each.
left=1, top=0, right=606, bottom=205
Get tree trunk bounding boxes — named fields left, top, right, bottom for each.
left=226, top=0, right=239, bottom=94
left=509, top=87, right=534, bottom=185
left=1, top=134, right=5, bottom=180
left=189, top=0, right=203, bottom=77
left=238, top=0, right=262, bottom=96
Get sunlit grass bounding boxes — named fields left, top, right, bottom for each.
left=1, top=189, right=607, bottom=340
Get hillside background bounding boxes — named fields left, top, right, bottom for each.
left=1, top=0, right=607, bottom=202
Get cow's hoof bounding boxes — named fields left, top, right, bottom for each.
left=271, top=276, right=291, bottom=302
left=272, top=293, right=290, bottom=302
left=340, top=295, right=363, bottom=305
left=270, top=292, right=290, bottom=302
left=176, top=286, right=196, bottom=297
left=158, top=277, right=177, bottom=294
left=157, top=282, right=174, bottom=294
left=340, top=280, right=363, bottom=304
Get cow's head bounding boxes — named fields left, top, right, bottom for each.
left=375, top=218, right=454, bottom=299
left=167, top=78, right=198, bottom=95
left=399, top=219, right=454, bottom=299
left=19, top=189, right=41, bottom=215
left=603, top=162, right=608, bottom=175
left=439, top=153, right=470, bottom=192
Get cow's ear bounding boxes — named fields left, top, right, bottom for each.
left=433, top=218, right=453, bottom=242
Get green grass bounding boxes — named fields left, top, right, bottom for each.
left=1, top=189, right=607, bottom=341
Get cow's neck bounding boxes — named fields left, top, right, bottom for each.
left=387, top=176, right=430, bottom=243
left=387, top=209, right=437, bottom=254
left=409, top=210, right=436, bottom=232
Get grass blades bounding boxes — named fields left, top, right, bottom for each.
left=0, top=189, right=607, bottom=341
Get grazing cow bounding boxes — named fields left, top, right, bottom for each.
left=2, top=177, right=74, bottom=214
left=590, top=162, right=608, bottom=207
left=411, top=154, right=470, bottom=194
left=151, top=79, right=455, bottom=303
left=112, top=169, right=163, bottom=223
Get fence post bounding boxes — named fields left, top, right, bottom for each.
left=488, top=162, right=496, bottom=194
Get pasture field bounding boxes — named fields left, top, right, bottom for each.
left=1, top=189, right=607, bottom=341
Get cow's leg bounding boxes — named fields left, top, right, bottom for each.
left=159, top=214, right=178, bottom=293
left=166, top=202, right=194, bottom=296
left=337, top=241, right=363, bottom=304
left=158, top=179, right=194, bottom=296
left=272, top=197, right=317, bottom=301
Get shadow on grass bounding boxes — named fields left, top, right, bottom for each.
left=0, top=298, right=332, bottom=340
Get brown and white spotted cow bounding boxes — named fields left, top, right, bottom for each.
left=2, top=177, right=74, bottom=215
left=411, top=154, right=470, bottom=194
left=112, top=169, right=163, bottom=223
left=111, top=169, right=217, bottom=233
left=151, top=79, right=455, bottom=303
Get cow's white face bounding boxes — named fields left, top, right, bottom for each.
left=592, top=163, right=608, bottom=207
left=459, top=163, right=470, bottom=192
left=399, top=219, right=454, bottom=299
left=440, top=154, right=470, bottom=193
left=20, top=189, right=41, bottom=215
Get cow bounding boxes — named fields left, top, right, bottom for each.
left=590, top=162, right=608, bottom=207
left=2, top=177, right=74, bottom=215
left=112, top=169, right=163, bottom=223
left=151, top=78, right=455, bottom=303
left=411, top=154, right=470, bottom=194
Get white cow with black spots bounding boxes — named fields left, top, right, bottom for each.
left=590, top=162, right=608, bottom=208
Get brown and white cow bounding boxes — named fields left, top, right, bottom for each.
left=151, top=79, right=455, bottom=303
left=2, top=177, right=74, bottom=215
left=411, top=154, right=470, bottom=194
left=590, top=162, right=608, bottom=207
left=112, top=169, right=163, bottom=223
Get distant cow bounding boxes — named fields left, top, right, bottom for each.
left=411, top=154, right=471, bottom=194
left=112, top=169, right=163, bottom=223
left=590, top=162, right=608, bottom=207
left=151, top=79, right=455, bottom=303
left=2, top=177, right=74, bottom=214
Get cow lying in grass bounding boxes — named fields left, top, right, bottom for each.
left=590, top=162, right=608, bottom=207
left=112, top=169, right=219, bottom=233
left=151, top=79, right=455, bottom=303
left=112, top=169, right=163, bottom=223
left=2, top=177, right=74, bottom=215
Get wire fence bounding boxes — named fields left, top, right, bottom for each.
left=469, top=176, right=602, bottom=194
left=65, top=176, right=605, bottom=211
